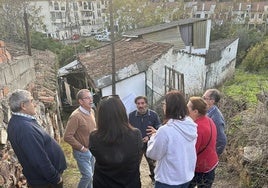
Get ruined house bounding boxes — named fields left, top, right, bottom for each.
left=58, top=18, right=239, bottom=112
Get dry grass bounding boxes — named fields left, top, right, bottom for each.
left=61, top=140, right=79, bottom=187
left=60, top=140, right=239, bottom=188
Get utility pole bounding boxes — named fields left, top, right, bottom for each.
left=24, top=9, right=32, bottom=56
left=109, top=0, right=116, bottom=94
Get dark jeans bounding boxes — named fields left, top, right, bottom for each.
left=155, top=181, right=190, bottom=188
left=28, top=181, right=63, bottom=188
left=140, top=144, right=156, bottom=180
left=188, top=168, right=216, bottom=188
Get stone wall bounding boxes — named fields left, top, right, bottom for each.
left=0, top=56, right=35, bottom=139
left=0, top=47, right=61, bottom=187
left=0, top=56, right=35, bottom=99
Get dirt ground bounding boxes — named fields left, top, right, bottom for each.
left=63, top=155, right=239, bottom=188
left=140, top=157, right=239, bottom=188
left=63, top=156, right=154, bottom=187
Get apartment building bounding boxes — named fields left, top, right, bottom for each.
left=29, top=0, right=108, bottom=40
left=190, top=1, right=268, bottom=29
left=25, top=1, right=268, bottom=40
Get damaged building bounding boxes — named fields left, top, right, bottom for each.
left=57, top=18, right=239, bottom=113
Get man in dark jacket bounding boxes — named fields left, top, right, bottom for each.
left=7, top=89, right=67, bottom=188
left=129, top=96, right=161, bottom=182
left=203, top=89, right=227, bottom=156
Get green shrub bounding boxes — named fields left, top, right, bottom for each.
left=242, top=39, right=268, bottom=72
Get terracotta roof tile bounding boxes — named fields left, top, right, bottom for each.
left=79, top=38, right=172, bottom=80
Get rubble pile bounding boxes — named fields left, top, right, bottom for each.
left=221, top=92, right=268, bottom=187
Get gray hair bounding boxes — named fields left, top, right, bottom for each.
left=207, top=89, right=221, bottom=103
left=8, top=89, right=31, bottom=112
left=76, top=89, right=91, bottom=100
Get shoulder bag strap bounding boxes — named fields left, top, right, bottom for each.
left=197, top=119, right=212, bottom=155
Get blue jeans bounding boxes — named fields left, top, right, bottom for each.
left=155, top=181, right=190, bottom=188
left=73, top=150, right=94, bottom=188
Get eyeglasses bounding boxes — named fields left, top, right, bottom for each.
left=22, top=99, right=36, bottom=105
left=82, top=96, right=93, bottom=100
left=202, top=96, right=211, bottom=101
left=101, top=94, right=119, bottom=100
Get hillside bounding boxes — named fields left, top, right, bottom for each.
left=62, top=68, right=268, bottom=187
left=218, top=69, right=268, bottom=187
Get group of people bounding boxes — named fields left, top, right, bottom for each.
left=7, top=88, right=227, bottom=188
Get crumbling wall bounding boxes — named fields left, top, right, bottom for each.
left=0, top=44, right=61, bottom=187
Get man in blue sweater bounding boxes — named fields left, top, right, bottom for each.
left=203, top=89, right=227, bottom=156
left=7, top=89, right=67, bottom=188
left=129, top=96, right=161, bottom=183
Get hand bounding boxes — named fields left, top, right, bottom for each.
left=80, top=146, right=88, bottom=152
left=142, top=136, right=149, bottom=143
left=146, top=126, right=156, bottom=137
left=57, top=176, right=62, bottom=184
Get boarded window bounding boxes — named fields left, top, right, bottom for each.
left=193, top=21, right=206, bottom=48
left=179, top=20, right=206, bottom=49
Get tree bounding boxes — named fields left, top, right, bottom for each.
left=110, top=0, right=185, bottom=34
left=242, top=39, right=268, bottom=72
left=0, top=0, right=44, bottom=43
left=210, top=21, right=265, bottom=66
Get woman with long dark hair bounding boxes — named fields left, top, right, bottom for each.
left=146, top=90, right=198, bottom=188
left=89, top=95, right=143, bottom=188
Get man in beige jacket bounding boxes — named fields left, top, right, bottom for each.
left=64, top=89, right=96, bottom=188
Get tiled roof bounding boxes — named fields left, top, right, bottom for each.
left=78, top=38, right=173, bottom=80
left=122, top=18, right=206, bottom=37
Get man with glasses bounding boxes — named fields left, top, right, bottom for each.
left=64, top=89, right=96, bottom=188
left=7, top=89, right=66, bottom=188
left=203, top=89, right=227, bottom=156
left=129, top=96, right=161, bottom=183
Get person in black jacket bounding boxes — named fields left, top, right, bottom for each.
left=89, top=95, right=143, bottom=188
left=7, top=89, right=67, bottom=188
left=128, top=96, right=161, bottom=182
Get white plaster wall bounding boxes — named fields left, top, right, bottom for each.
left=147, top=49, right=206, bottom=103
left=205, top=39, right=239, bottom=88
left=30, top=1, right=52, bottom=33
left=146, top=50, right=173, bottom=102
left=102, top=73, right=145, bottom=99
left=175, top=53, right=206, bottom=95
left=100, top=40, right=237, bottom=105
left=101, top=73, right=146, bottom=115
left=95, top=63, right=140, bottom=89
